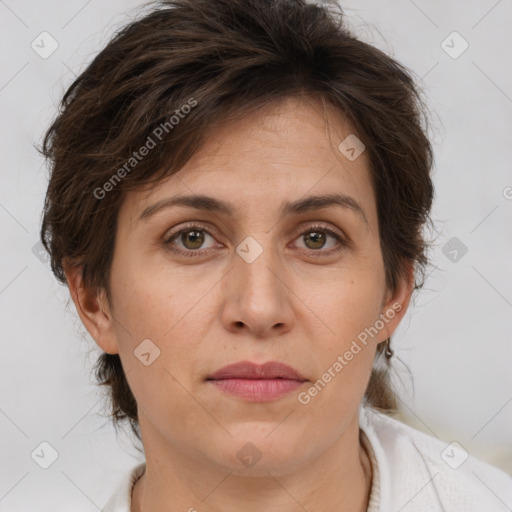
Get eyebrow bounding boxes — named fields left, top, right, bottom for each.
left=137, top=193, right=369, bottom=227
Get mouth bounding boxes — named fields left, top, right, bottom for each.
left=206, top=360, right=307, bottom=402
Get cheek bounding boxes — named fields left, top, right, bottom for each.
left=302, top=269, right=384, bottom=345
left=336, top=281, right=383, bottom=338
left=111, top=252, right=214, bottom=341
left=299, top=281, right=380, bottom=415
left=293, top=267, right=384, bottom=406
left=109, top=257, right=223, bottom=414
left=108, top=259, right=213, bottom=422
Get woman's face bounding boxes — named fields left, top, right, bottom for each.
left=78, top=95, right=411, bottom=475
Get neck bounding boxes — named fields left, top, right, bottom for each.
left=131, top=413, right=372, bottom=512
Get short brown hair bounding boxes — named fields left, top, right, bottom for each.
left=40, top=0, right=434, bottom=442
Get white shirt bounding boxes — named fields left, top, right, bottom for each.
left=102, top=406, right=512, bottom=511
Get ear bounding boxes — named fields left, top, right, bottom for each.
left=63, top=260, right=119, bottom=355
left=376, top=261, right=415, bottom=343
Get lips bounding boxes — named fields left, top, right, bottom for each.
left=207, top=360, right=307, bottom=381
left=206, top=361, right=307, bottom=402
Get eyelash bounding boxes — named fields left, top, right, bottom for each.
left=163, top=222, right=349, bottom=259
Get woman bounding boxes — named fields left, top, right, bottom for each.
left=39, top=0, right=512, bottom=510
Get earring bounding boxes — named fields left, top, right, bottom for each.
left=384, top=338, right=393, bottom=359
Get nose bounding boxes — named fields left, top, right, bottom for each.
left=220, top=239, right=295, bottom=338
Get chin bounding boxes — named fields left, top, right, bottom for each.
left=212, top=427, right=309, bottom=476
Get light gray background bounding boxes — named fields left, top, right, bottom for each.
left=0, top=0, right=511, bottom=510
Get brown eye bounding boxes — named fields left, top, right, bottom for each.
left=294, top=225, right=347, bottom=254
left=303, top=230, right=327, bottom=250
left=164, top=224, right=218, bottom=257
left=179, top=230, right=205, bottom=250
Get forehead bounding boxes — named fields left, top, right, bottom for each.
left=121, top=95, right=377, bottom=230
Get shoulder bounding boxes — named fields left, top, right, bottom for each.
left=102, top=462, right=146, bottom=512
left=360, top=406, right=512, bottom=511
